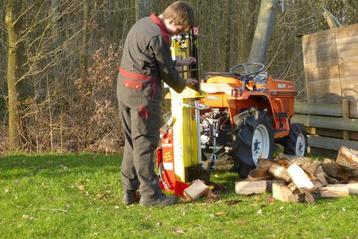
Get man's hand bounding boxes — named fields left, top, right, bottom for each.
left=176, top=57, right=196, bottom=66
left=186, top=78, right=198, bottom=87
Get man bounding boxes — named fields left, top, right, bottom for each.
left=117, top=1, right=197, bottom=206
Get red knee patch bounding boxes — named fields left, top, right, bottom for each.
left=137, top=104, right=150, bottom=120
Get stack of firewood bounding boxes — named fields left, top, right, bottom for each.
left=235, top=146, right=358, bottom=203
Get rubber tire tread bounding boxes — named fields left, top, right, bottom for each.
left=232, top=109, right=274, bottom=178
left=283, top=123, right=308, bottom=156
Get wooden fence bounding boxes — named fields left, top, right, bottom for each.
left=292, top=23, right=358, bottom=151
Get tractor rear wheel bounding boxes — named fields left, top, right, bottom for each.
left=282, top=123, right=308, bottom=156
left=232, top=109, right=274, bottom=178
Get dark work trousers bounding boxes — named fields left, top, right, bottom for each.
left=119, top=100, right=162, bottom=201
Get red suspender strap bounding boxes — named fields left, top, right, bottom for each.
left=118, top=67, right=158, bottom=99
left=119, top=67, right=158, bottom=81
left=150, top=13, right=170, bottom=44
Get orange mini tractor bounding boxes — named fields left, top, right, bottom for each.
left=200, top=63, right=308, bottom=178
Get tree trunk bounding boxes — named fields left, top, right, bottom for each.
left=5, top=0, right=20, bottom=150
left=80, top=0, right=89, bottom=82
left=224, top=0, right=233, bottom=70
left=238, top=0, right=258, bottom=63
left=136, top=0, right=151, bottom=21
left=248, top=0, right=276, bottom=64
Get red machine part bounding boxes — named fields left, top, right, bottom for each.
left=157, top=128, right=189, bottom=197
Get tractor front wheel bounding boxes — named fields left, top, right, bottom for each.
left=232, top=109, right=274, bottom=178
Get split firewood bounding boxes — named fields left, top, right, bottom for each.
left=315, top=166, right=328, bottom=186
left=336, top=171, right=350, bottom=184
left=336, top=146, right=358, bottom=170
left=184, top=179, right=210, bottom=200
left=276, top=154, right=312, bottom=165
left=349, top=178, right=358, bottom=183
left=274, top=159, right=289, bottom=168
left=272, top=183, right=298, bottom=202
left=268, top=163, right=291, bottom=182
left=325, top=175, right=342, bottom=184
left=257, top=159, right=275, bottom=169
left=300, top=161, right=321, bottom=179
left=311, top=179, right=323, bottom=189
left=235, top=181, right=267, bottom=195
left=247, top=160, right=274, bottom=181
left=303, top=191, right=315, bottom=204
left=287, top=156, right=313, bottom=166
left=266, top=180, right=286, bottom=193
left=287, top=163, right=315, bottom=191
left=319, top=184, right=349, bottom=198
left=247, top=168, right=273, bottom=181
left=300, top=188, right=320, bottom=203
left=287, top=182, right=299, bottom=194
left=321, top=158, right=339, bottom=178
left=347, top=182, right=358, bottom=195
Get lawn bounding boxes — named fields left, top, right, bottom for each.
left=0, top=153, right=357, bottom=239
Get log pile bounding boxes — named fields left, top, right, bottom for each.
left=235, top=146, right=358, bottom=203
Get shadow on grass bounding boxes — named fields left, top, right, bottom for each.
left=0, top=153, right=122, bottom=180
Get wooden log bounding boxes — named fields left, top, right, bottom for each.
left=320, top=184, right=349, bottom=198
left=266, top=180, right=286, bottom=193
left=287, top=163, right=315, bottom=191
left=276, top=153, right=313, bottom=166
left=315, top=166, right=328, bottom=186
left=287, top=156, right=313, bottom=166
left=300, top=189, right=318, bottom=204
left=272, top=183, right=299, bottom=202
left=274, top=159, right=289, bottom=168
left=183, top=179, right=210, bottom=200
left=311, top=179, right=323, bottom=189
left=268, top=164, right=291, bottom=182
left=326, top=175, right=343, bottom=184
left=287, top=182, right=299, bottom=193
left=235, top=181, right=267, bottom=195
left=336, top=146, right=358, bottom=170
left=351, top=170, right=358, bottom=178
left=347, top=183, right=358, bottom=195
left=247, top=168, right=273, bottom=181
left=300, top=161, right=321, bottom=178
left=322, top=159, right=339, bottom=178
left=247, top=160, right=274, bottom=181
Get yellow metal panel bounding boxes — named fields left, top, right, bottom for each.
left=170, top=34, right=203, bottom=182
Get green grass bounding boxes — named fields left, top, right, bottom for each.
left=0, top=153, right=357, bottom=239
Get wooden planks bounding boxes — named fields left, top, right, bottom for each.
left=308, top=135, right=358, bottom=151
left=302, top=23, right=358, bottom=119
left=292, top=115, right=358, bottom=132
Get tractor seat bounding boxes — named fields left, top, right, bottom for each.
left=206, top=76, right=242, bottom=87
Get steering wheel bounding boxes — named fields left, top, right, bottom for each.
left=206, top=62, right=265, bottom=79
left=229, top=62, right=265, bottom=78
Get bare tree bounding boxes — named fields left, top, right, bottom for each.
left=5, top=0, right=21, bottom=150
left=248, top=0, right=276, bottom=64
left=136, top=0, right=151, bottom=20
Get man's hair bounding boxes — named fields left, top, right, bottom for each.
left=162, top=1, right=194, bottom=30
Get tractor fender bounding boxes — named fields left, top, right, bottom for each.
left=239, top=91, right=276, bottom=116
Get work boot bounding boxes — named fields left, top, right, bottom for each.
left=122, top=190, right=138, bottom=205
left=139, top=194, right=178, bottom=206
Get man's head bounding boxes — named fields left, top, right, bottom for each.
left=160, top=1, right=194, bottom=35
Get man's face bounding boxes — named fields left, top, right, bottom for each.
left=164, top=19, right=188, bottom=35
